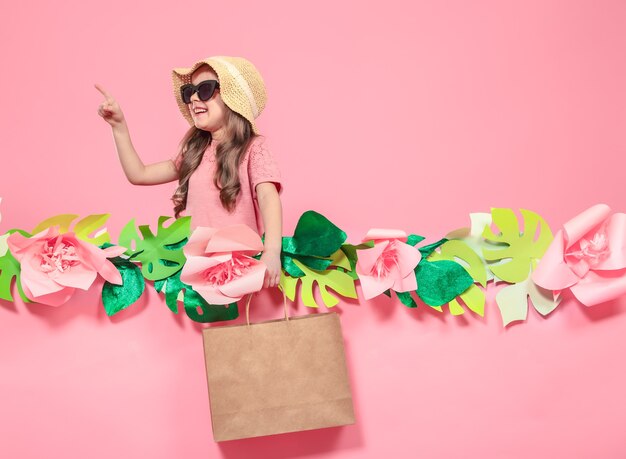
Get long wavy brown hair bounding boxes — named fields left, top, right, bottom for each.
left=172, top=108, right=256, bottom=218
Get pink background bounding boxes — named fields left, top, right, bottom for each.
left=1, top=1, right=626, bottom=457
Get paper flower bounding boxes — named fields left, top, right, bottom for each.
left=532, top=204, right=626, bottom=306
left=180, top=224, right=266, bottom=305
left=356, top=229, right=422, bottom=299
left=6, top=226, right=126, bottom=306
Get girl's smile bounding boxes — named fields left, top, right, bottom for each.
left=192, top=105, right=208, bottom=115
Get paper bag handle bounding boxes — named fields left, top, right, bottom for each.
left=245, top=289, right=290, bottom=326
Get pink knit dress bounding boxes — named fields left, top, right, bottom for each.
left=172, top=135, right=282, bottom=235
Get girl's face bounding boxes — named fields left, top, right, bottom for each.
left=187, top=65, right=228, bottom=135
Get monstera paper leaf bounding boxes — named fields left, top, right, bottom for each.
left=446, top=212, right=502, bottom=283
left=118, top=216, right=191, bottom=281
left=481, top=208, right=559, bottom=326
left=482, top=208, right=553, bottom=283
left=428, top=239, right=487, bottom=316
left=31, top=214, right=112, bottom=246
left=495, top=275, right=560, bottom=326
left=280, top=248, right=357, bottom=308
left=340, top=241, right=375, bottom=280
left=0, top=229, right=30, bottom=302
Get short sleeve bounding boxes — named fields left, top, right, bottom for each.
left=248, top=138, right=283, bottom=200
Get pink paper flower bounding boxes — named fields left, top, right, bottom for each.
left=7, top=227, right=125, bottom=306
left=356, top=229, right=422, bottom=300
left=532, top=204, right=626, bottom=306
left=180, top=224, right=266, bottom=305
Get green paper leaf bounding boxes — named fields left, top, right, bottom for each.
left=415, top=259, right=474, bottom=307
left=428, top=239, right=487, bottom=286
left=281, top=256, right=306, bottom=277
left=340, top=241, right=374, bottom=280
left=280, top=257, right=357, bottom=308
left=418, top=238, right=448, bottom=259
left=330, top=248, right=351, bottom=270
left=31, top=214, right=112, bottom=245
left=280, top=211, right=347, bottom=276
left=118, top=216, right=191, bottom=281
left=280, top=274, right=297, bottom=304
left=428, top=239, right=487, bottom=316
left=395, top=291, right=418, bottom=308
left=102, top=259, right=145, bottom=316
left=406, top=234, right=426, bottom=247
left=183, top=289, right=239, bottom=323
left=281, top=252, right=333, bottom=277
left=482, top=208, right=553, bottom=283
left=161, top=270, right=187, bottom=313
left=154, top=279, right=166, bottom=293
left=0, top=230, right=31, bottom=302
left=73, top=214, right=112, bottom=245
left=495, top=274, right=560, bottom=326
left=31, top=214, right=78, bottom=234
left=163, top=238, right=188, bottom=251
left=153, top=269, right=184, bottom=313
left=447, top=285, right=486, bottom=317
left=0, top=247, right=27, bottom=302
left=445, top=213, right=502, bottom=283
left=157, top=270, right=239, bottom=322
left=284, top=210, right=347, bottom=256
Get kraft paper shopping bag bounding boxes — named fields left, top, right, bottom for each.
left=202, top=293, right=355, bottom=441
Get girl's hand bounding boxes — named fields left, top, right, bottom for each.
left=260, top=250, right=282, bottom=288
left=95, top=84, right=126, bottom=128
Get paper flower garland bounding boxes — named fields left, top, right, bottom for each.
left=0, top=201, right=623, bottom=327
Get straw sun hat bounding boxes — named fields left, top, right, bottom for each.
left=172, top=56, right=267, bottom=134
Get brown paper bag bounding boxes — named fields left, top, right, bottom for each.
left=202, top=293, right=356, bottom=442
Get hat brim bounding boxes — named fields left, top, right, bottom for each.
left=172, top=58, right=260, bottom=135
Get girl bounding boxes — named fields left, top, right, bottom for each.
left=95, top=56, right=283, bottom=288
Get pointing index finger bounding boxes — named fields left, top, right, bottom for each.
left=94, top=83, right=114, bottom=102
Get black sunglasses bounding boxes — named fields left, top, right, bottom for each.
left=180, top=79, right=220, bottom=104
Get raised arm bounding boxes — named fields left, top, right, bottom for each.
left=95, top=83, right=179, bottom=185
